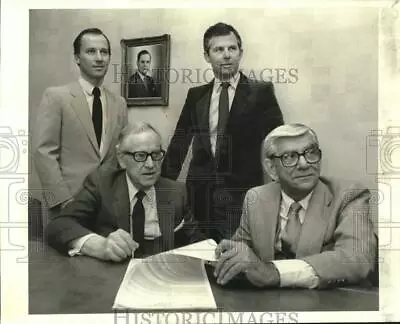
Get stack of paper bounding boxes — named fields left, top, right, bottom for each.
left=113, top=239, right=218, bottom=310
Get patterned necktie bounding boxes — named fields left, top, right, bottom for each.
left=131, top=191, right=146, bottom=251
left=215, top=82, right=230, bottom=157
left=281, top=201, right=303, bottom=257
left=92, top=87, right=102, bottom=148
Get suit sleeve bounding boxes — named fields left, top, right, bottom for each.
left=175, top=182, right=206, bottom=245
left=230, top=190, right=254, bottom=247
left=260, top=82, right=284, bottom=138
left=301, top=188, right=377, bottom=288
left=45, top=171, right=102, bottom=254
left=121, top=96, right=128, bottom=129
left=161, top=89, right=194, bottom=180
left=34, top=88, right=72, bottom=208
left=103, top=96, right=128, bottom=165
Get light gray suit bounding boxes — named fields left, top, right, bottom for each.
left=34, top=81, right=128, bottom=209
left=232, top=176, right=377, bottom=288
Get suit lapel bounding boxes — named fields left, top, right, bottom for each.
left=227, top=73, right=251, bottom=126
left=112, top=170, right=131, bottom=232
left=155, top=179, right=175, bottom=250
left=195, top=82, right=213, bottom=155
left=256, top=183, right=281, bottom=261
left=296, top=180, right=333, bottom=258
left=68, top=82, right=100, bottom=158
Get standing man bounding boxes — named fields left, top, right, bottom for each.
left=128, top=50, right=159, bottom=98
left=34, top=28, right=128, bottom=220
left=162, top=22, right=284, bottom=242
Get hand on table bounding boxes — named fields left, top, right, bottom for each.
left=213, top=239, right=260, bottom=285
left=213, top=239, right=280, bottom=287
left=82, top=229, right=139, bottom=262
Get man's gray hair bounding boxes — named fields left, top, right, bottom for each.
left=118, top=121, right=162, bottom=146
left=262, top=123, right=319, bottom=159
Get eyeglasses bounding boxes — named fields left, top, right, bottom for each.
left=271, top=147, right=322, bottom=167
left=122, top=150, right=165, bottom=162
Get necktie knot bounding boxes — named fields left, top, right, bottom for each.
left=92, top=87, right=101, bottom=98
left=136, top=191, right=146, bottom=201
left=289, top=201, right=302, bottom=216
left=221, top=82, right=230, bottom=90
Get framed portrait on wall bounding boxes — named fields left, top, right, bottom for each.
left=120, top=34, right=171, bottom=106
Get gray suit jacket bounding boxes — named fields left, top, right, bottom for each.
left=34, top=82, right=128, bottom=208
left=232, top=177, right=377, bottom=288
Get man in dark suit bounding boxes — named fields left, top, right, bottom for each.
left=34, top=28, right=127, bottom=219
left=214, top=124, right=377, bottom=288
left=46, top=122, right=202, bottom=261
left=128, top=50, right=159, bottom=98
left=161, top=22, right=284, bottom=242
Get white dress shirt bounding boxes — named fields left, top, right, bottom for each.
left=271, top=190, right=320, bottom=288
left=78, top=77, right=108, bottom=158
left=209, top=72, right=240, bottom=155
left=68, top=173, right=162, bottom=256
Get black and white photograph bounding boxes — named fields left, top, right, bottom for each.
left=1, top=1, right=399, bottom=323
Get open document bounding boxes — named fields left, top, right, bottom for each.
left=113, top=239, right=218, bottom=310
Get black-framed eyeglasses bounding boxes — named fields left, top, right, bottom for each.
left=122, top=150, right=165, bottom=162
left=271, top=147, right=322, bottom=167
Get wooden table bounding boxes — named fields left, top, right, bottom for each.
left=28, top=240, right=379, bottom=314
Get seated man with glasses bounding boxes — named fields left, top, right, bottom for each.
left=46, top=122, right=203, bottom=261
left=213, top=123, right=376, bottom=288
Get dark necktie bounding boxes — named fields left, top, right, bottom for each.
left=131, top=191, right=146, bottom=253
left=92, top=87, right=102, bottom=148
left=215, top=82, right=230, bottom=157
left=143, top=75, right=149, bottom=90
left=281, top=202, right=303, bottom=258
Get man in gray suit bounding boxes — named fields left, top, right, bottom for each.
left=214, top=124, right=376, bottom=288
left=34, top=28, right=128, bottom=220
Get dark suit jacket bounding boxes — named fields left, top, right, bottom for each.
left=128, top=71, right=158, bottom=98
left=232, top=177, right=377, bottom=288
left=161, top=73, right=283, bottom=234
left=45, top=160, right=203, bottom=255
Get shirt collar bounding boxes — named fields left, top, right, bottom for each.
left=125, top=172, right=155, bottom=202
left=78, top=77, right=103, bottom=96
left=281, top=189, right=313, bottom=213
left=213, top=71, right=241, bottom=92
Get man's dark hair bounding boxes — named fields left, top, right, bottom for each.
left=203, top=22, right=242, bottom=54
left=73, top=28, right=111, bottom=56
left=137, top=50, right=151, bottom=62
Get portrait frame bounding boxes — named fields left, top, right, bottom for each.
left=121, top=34, right=171, bottom=106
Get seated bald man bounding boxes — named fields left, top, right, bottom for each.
left=213, top=123, right=376, bottom=288
left=46, top=122, right=203, bottom=261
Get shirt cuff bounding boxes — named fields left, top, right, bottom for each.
left=271, top=259, right=320, bottom=288
left=68, top=233, right=97, bottom=257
